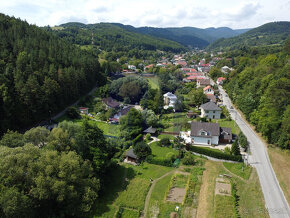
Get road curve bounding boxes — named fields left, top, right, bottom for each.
left=219, top=86, right=290, bottom=218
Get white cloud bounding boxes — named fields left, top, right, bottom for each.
left=0, top=0, right=289, bottom=28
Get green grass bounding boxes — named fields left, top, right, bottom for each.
left=148, top=173, right=180, bottom=218
left=173, top=174, right=188, bottom=188
left=116, top=178, right=150, bottom=210
left=95, top=121, right=120, bottom=136
left=214, top=195, right=236, bottom=218
left=223, top=162, right=252, bottom=180
left=157, top=134, right=176, bottom=140
left=160, top=112, right=192, bottom=132
left=147, top=76, right=159, bottom=90
left=126, top=162, right=173, bottom=180
left=120, top=208, right=139, bottom=218
left=216, top=119, right=241, bottom=135
left=150, top=142, right=178, bottom=159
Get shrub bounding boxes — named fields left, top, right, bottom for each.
left=66, top=107, right=80, bottom=119
left=158, top=137, right=171, bottom=147
left=182, top=152, right=195, bottom=165
left=187, top=146, right=242, bottom=162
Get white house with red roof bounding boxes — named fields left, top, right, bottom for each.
left=203, top=86, right=214, bottom=95
left=217, top=77, right=226, bottom=85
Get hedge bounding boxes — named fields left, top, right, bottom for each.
left=187, top=146, right=243, bottom=162
left=146, top=156, right=173, bottom=167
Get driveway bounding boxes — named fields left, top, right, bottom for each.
left=218, top=86, right=290, bottom=218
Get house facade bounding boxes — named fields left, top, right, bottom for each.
left=190, top=122, right=220, bottom=145
left=203, top=85, right=214, bottom=95
left=200, top=102, right=222, bottom=119
left=163, top=92, right=177, bottom=108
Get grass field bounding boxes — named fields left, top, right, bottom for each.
left=95, top=121, right=120, bottom=136
left=146, top=76, right=159, bottom=90
left=223, top=162, right=252, bottom=180
left=157, top=134, right=176, bottom=140
left=120, top=208, right=139, bottom=218
left=196, top=161, right=268, bottom=218
left=94, top=163, right=173, bottom=217
left=173, top=174, right=189, bottom=188
left=160, top=112, right=192, bottom=132
left=268, top=146, right=290, bottom=205
left=150, top=142, right=179, bottom=159
left=214, top=195, right=236, bottom=218
left=148, top=173, right=179, bottom=218
left=216, top=119, right=241, bottom=135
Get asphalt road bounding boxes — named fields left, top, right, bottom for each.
left=218, top=86, right=290, bottom=218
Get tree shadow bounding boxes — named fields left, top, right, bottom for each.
left=92, top=164, right=136, bottom=217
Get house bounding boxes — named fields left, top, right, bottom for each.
left=186, top=111, right=197, bottom=118
left=143, top=126, right=157, bottom=136
left=197, top=78, right=211, bottom=88
left=103, top=97, right=120, bottom=109
left=163, top=92, right=177, bottom=109
left=217, top=77, right=226, bottom=85
left=219, top=127, right=232, bottom=143
left=79, top=107, right=89, bottom=114
left=124, top=148, right=138, bottom=165
left=221, top=66, right=232, bottom=74
left=144, top=64, right=154, bottom=71
left=206, top=94, right=217, bottom=103
left=203, top=85, right=214, bottom=95
left=190, top=122, right=220, bottom=145
left=128, top=65, right=136, bottom=70
left=113, top=105, right=134, bottom=121
left=200, top=102, right=222, bottom=119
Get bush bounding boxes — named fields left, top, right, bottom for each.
left=66, top=107, right=80, bottom=119
left=145, top=133, right=152, bottom=141
left=158, top=137, right=171, bottom=147
left=187, top=146, right=242, bottom=162
left=182, top=152, right=195, bottom=165
left=238, top=132, right=248, bottom=149
left=147, top=157, right=172, bottom=167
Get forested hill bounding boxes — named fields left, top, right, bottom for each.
left=51, top=22, right=186, bottom=53
left=207, top=22, right=290, bottom=50
left=0, top=14, right=106, bottom=135
left=223, top=40, right=290, bottom=149
left=107, top=23, right=249, bottom=48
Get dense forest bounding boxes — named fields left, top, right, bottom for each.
left=224, top=40, right=290, bottom=149
left=0, top=14, right=106, bottom=135
left=208, top=22, right=290, bottom=50
left=49, top=22, right=185, bottom=54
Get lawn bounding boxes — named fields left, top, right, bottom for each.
left=120, top=208, right=139, bottom=218
left=216, top=119, right=241, bottom=135
left=214, top=195, right=236, bottom=218
left=94, top=163, right=173, bottom=217
left=157, top=134, right=176, bottom=140
left=160, top=112, right=192, bottom=132
left=148, top=173, right=180, bottom=218
left=196, top=161, right=269, bottom=218
left=172, top=174, right=189, bottom=188
left=150, top=142, right=179, bottom=159
left=147, top=76, right=159, bottom=90
left=223, top=162, right=252, bottom=180
left=95, top=121, right=120, bottom=136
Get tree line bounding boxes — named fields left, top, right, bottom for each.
left=223, top=41, right=290, bottom=149
left=0, top=13, right=106, bottom=135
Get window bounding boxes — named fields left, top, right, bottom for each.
left=213, top=111, right=215, bottom=113
left=213, top=115, right=215, bottom=119
left=205, top=110, right=209, bottom=113
left=207, top=140, right=210, bottom=144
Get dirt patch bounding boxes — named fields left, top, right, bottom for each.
left=183, top=207, right=196, bottom=218
left=166, top=187, right=186, bottom=203
left=215, top=178, right=231, bottom=196
left=170, top=212, right=179, bottom=218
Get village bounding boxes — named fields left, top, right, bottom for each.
left=38, top=50, right=264, bottom=218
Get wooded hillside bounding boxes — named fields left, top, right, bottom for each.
left=0, top=14, right=106, bottom=135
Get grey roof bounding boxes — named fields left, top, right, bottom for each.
left=103, top=97, right=120, bottom=108
left=220, top=127, right=232, bottom=140
left=143, top=126, right=157, bottom=134
left=200, top=102, right=221, bottom=111
left=120, top=106, right=134, bottom=116
left=125, top=148, right=137, bottom=159
left=191, top=122, right=220, bottom=137
left=198, top=79, right=210, bottom=85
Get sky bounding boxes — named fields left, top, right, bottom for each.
left=0, top=0, right=289, bottom=29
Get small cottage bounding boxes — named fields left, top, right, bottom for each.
left=124, top=148, right=138, bottom=165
